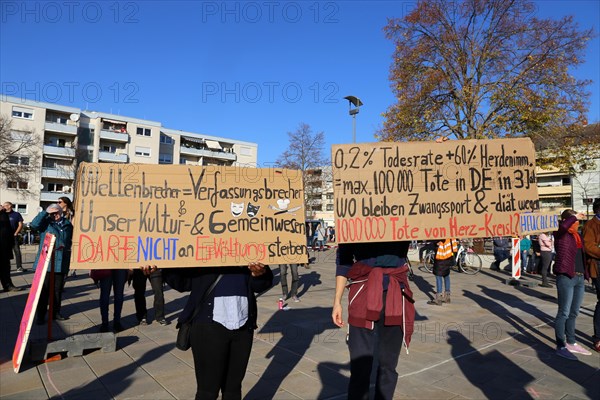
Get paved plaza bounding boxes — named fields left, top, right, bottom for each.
left=1, top=245, right=598, bottom=399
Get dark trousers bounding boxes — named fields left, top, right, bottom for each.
left=190, top=322, right=253, bottom=400
left=0, top=257, right=14, bottom=290
left=13, top=236, right=22, bottom=269
left=37, top=272, right=66, bottom=320
left=280, top=264, right=299, bottom=299
left=540, top=251, right=553, bottom=285
left=99, top=270, right=128, bottom=324
left=132, top=269, right=165, bottom=321
left=593, top=275, right=600, bottom=342
left=347, top=294, right=403, bottom=400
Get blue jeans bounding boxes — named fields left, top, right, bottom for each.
left=99, top=269, right=128, bottom=324
left=555, top=274, right=585, bottom=348
left=521, top=250, right=529, bottom=272
left=435, top=275, right=450, bottom=293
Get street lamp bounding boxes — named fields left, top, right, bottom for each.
left=344, top=95, right=363, bottom=143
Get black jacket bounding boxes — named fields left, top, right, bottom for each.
left=163, top=266, right=273, bottom=330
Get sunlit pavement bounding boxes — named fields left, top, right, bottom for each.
left=1, top=246, right=598, bottom=399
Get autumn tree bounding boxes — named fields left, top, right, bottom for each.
left=380, top=0, right=598, bottom=168
left=276, top=123, right=330, bottom=218
left=0, top=116, right=41, bottom=191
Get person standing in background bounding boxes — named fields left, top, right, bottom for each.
left=132, top=267, right=169, bottom=325
left=0, top=206, right=22, bottom=292
left=3, top=202, right=24, bottom=272
left=553, top=209, right=591, bottom=360
left=520, top=235, right=532, bottom=273
left=539, top=232, right=555, bottom=288
left=582, top=199, right=600, bottom=353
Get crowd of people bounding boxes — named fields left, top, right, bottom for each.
left=3, top=195, right=600, bottom=399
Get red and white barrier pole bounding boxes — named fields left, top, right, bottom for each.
left=511, top=237, right=521, bottom=279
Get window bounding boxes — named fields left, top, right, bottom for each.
left=46, top=114, right=68, bottom=124
left=159, top=153, right=173, bottom=164
left=102, top=145, right=117, bottom=153
left=136, top=127, right=152, bottom=137
left=160, top=134, right=174, bottom=144
left=12, top=106, right=34, bottom=120
left=135, top=146, right=151, bottom=157
left=8, top=155, right=30, bottom=166
left=562, top=177, right=571, bottom=185
left=180, top=157, right=187, bottom=164
left=47, top=183, right=64, bottom=192
left=326, top=204, right=334, bottom=211
left=15, top=204, right=27, bottom=214
left=7, top=181, right=29, bottom=189
left=326, top=193, right=334, bottom=200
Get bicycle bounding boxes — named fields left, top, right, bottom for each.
left=454, top=243, right=483, bottom=275
left=421, top=242, right=482, bottom=275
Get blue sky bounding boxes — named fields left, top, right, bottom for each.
left=1, top=0, right=598, bottom=166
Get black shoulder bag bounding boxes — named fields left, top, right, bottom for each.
left=175, top=274, right=223, bottom=351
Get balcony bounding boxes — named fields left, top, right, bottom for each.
left=40, top=191, right=73, bottom=202
left=99, top=151, right=128, bottom=163
left=41, top=167, right=75, bottom=180
left=44, top=122, right=77, bottom=135
left=100, top=129, right=129, bottom=143
left=180, top=146, right=237, bottom=161
left=537, top=185, right=571, bottom=197
left=43, top=145, right=75, bottom=158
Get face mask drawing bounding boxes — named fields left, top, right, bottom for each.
left=247, top=203, right=260, bottom=218
left=231, top=202, right=244, bottom=217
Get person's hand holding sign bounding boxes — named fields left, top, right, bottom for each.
left=140, top=265, right=158, bottom=276
left=248, top=262, right=266, bottom=277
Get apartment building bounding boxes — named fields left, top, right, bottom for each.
left=0, top=96, right=258, bottom=222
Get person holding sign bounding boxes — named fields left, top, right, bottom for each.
left=426, top=239, right=459, bottom=306
left=30, top=204, right=73, bottom=323
left=163, top=262, right=273, bottom=399
left=582, top=198, right=600, bottom=353
left=553, top=209, right=592, bottom=360
left=332, top=242, right=415, bottom=400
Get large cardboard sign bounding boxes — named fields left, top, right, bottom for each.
left=70, top=164, right=307, bottom=268
left=13, top=234, right=56, bottom=373
left=332, top=138, right=539, bottom=242
left=519, top=212, right=559, bottom=235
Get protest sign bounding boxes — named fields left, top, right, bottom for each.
left=519, top=212, right=559, bottom=235
left=70, top=164, right=306, bottom=268
left=332, top=138, right=539, bottom=243
left=13, top=234, right=55, bottom=373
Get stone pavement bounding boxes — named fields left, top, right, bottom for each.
left=1, top=245, right=598, bottom=399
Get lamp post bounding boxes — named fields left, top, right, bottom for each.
left=344, top=95, right=363, bottom=143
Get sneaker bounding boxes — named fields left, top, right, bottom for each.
left=16, top=267, right=24, bottom=272
left=556, top=347, right=577, bottom=360
left=593, top=340, right=600, bottom=353
left=566, top=343, right=592, bottom=355
left=292, top=296, right=300, bottom=303
left=157, top=318, right=169, bottom=326
left=139, top=318, right=148, bottom=326
left=7, top=286, right=22, bottom=292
